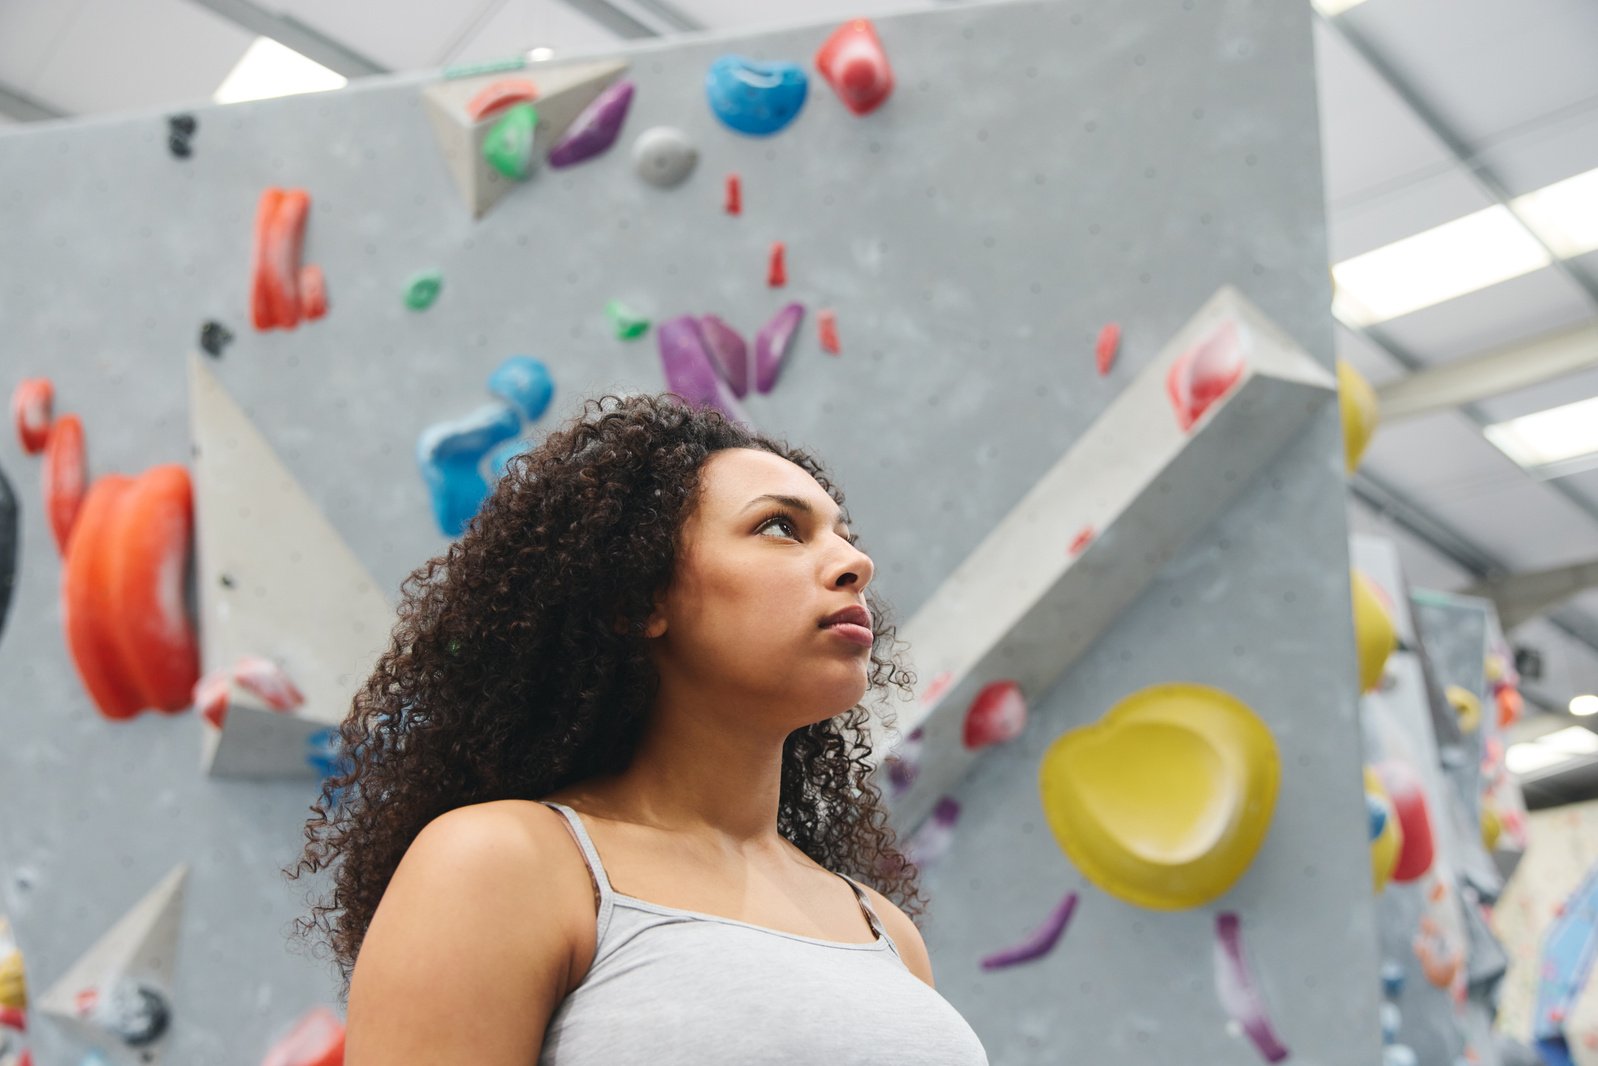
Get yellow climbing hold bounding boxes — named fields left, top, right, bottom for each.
left=1337, top=359, right=1379, bottom=474
left=1352, top=569, right=1398, bottom=693
left=1366, top=765, right=1403, bottom=893
left=1481, top=804, right=1503, bottom=852
left=1038, top=682, right=1280, bottom=911
left=1446, top=684, right=1482, bottom=734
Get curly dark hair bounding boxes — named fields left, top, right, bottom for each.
left=283, top=392, right=927, bottom=1000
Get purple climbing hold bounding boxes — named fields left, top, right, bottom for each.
left=549, top=79, right=636, bottom=168
left=658, top=316, right=749, bottom=426
left=699, top=314, right=749, bottom=398
left=754, top=302, right=805, bottom=394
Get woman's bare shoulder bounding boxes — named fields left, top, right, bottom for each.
left=854, top=880, right=936, bottom=988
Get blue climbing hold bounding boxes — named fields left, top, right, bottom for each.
left=417, top=403, right=523, bottom=536
left=1367, top=792, right=1389, bottom=841
left=706, top=56, right=808, bottom=136
left=486, top=355, right=555, bottom=423
left=1380, top=959, right=1406, bottom=999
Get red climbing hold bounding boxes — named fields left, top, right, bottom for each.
left=1095, top=323, right=1121, bottom=376
left=11, top=377, right=53, bottom=454
left=43, top=413, right=87, bottom=555
left=768, top=241, right=787, bottom=287
left=725, top=173, right=742, bottom=215
left=818, top=310, right=840, bottom=354
left=815, top=19, right=895, bottom=116
left=261, top=1006, right=346, bottom=1066
left=962, top=680, right=1027, bottom=750
left=1068, top=526, right=1095, bottom=556
left=251, top=187, right=312, bottom=331
left=300, top=264, right=328, bottom=321
left=465, top=78, right=539, bottom=123
left=1167, top=319, right=1245, bottom=432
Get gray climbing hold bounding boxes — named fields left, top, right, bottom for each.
left=632, top=127, right=698, bottom=188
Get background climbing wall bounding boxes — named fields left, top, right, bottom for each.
left=0, top=0, right=1373, bottom=1062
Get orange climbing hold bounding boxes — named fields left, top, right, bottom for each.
left=725, top=173, right=742, bottom=215
left=465, top=78, right=539, bottom=123
left=768, top=241, right=787, bottom=287
left=300, top=264, right=328, bottom=320
left=1095, top=323, right=1121, bottom=376
left=818, top=309, right=840, bottom=354
left=251, top=187, right=315, bottom=331
left=42, top=413, right=87, bottom=555
left=11, top=377, right=53, bottom=454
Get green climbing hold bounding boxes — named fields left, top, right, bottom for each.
left=405, top=270, right=444, bottom=311
left=606, top=300, right=650, bottom=340
left=483, top=102, right=539, bottom=181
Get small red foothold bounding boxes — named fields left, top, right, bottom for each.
left=1095, top=323, right=1121, bottom=376
left=818, top=310, right=840, bottom=354
left=725, top=173, right=742, bottom=215
left=465, top=78, right=539, bottom=123
left=43, top=413, right=87, bottom=555
left=768, top=241, right=787, bottom=287
left=300, top=264, right=328, bottom=320
left=11, top=377, right=54, bottom=454
left=1068, top=526, right=1095, bottom=556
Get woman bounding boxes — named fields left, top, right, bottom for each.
left=286, top=393, right=989, bottom=1064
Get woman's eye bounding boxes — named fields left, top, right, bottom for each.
left=757, top=513, right=800, bottom=538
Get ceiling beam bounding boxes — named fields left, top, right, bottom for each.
left=0, top=80, right=66, bottom=123
left=553, top=0, right=703, bottom=39
left=1462, top=557, right=1598, bottom=630
left=184, top=0, right=387, bottom=78
left=1376, top=320, right=1598, bottom=421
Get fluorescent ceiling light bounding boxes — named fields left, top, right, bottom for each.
left=1331, top=206, right=1552, bottom=326
left=215, top=37, right=347, bottom=105
left=1573, top=694, right=1598, bottom=717
left=1506, top=725, right=1598, bottom=774
left=1312, top=0, right=1371, bottom=14
left=1512, top=166, right=1598, bottom=259
left=1483, top=395, right=1598, bottom=473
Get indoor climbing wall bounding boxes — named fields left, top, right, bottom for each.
left=0, top=0, right=1369, bottom=1061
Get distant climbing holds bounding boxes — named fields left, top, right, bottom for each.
left=167, top=113, right=196, bottom=159
left=42, top=413, right=86, bottom=555
left=818, top=309, right=840, bottom=354
left=1366, top=766, right=1403, bottom=893
left=768, top=241, right=787, bottom=287
left=1214, top=912, right=1291, bottom=1063
left=417, top=404, right=523, bottom=537
left=657, top=316, right=748, bottom=426
left=195, top=655, right=305, bottom=730
left=1496, top=683, right=1523, bottom=728
left=0, top=462, right=15, bottom=647
left=884, top=726, right=923, bottom=797
left=1374, top=759, right=1436, bottom=883
left=11, top=378, right=53, bottom=455
left=1445, top=684, right=1482, bottom=735
left=250, top=187, right=315, bottom=331
left=815, top=19, right=894, bottom=117
left=699, top=314, right=749, bottom=398
left=549, top=79, right=635, bottom=168
left=486, top=355, right=555, bottom=422
left=755, top=303, right=805, bottom=394
left=1412, top=914, right=1462, bottom=989
left=962, top=679, right=1026, bottom=750
left=404, top=270, right=444, bottom=311
left=605, top=299, right=651, bottom=340
left=980, top=890, right=1078, bottom=971
left=725, top=173, right=742, bottom=215
left=1095, top=323, right=1121, bottom=376
left=1068, top=526, right=1095, bottom=556
left=465, top=78, right=539, bottom=123
left=77, top=977, right=171, bottom=1047
left=300, top=265, right=328, bottom=321
left=1352, top=569, right=1398, bottom=693
left=1167, top=319, right=1245, bottom=432
left=706, top=56, right=809, bottom=136
left=199, top=320, right=234, bottom=358
left=1038, top=682, right=1280, bottom=910
left=904, top=796, right=959, bottom=872
left=632, top=126, right=698, bottom=187
left=261, top=1005, right=346, bottom=1066
left=483, top=102, right=540, bottom=180
left=1338, top=358, right=1380, bottom=475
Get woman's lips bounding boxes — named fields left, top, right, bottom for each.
left=822, top=622, right=874, bottom=647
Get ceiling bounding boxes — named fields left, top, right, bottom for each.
left=2, top=0, right=1597, bottom=786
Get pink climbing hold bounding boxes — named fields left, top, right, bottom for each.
left=1167, top=319, right=1245, bottom=432
left=754, top=303, right=805, bottom=394
left=1095, top=322, right=1121, bottom=376
left=818, top=310, right=840, bottom=354
left=962, top=679, right=1027, bottom=750
left=919, top=670, right=955, bottom=707
left=815, top=19, right=895, bottom=116
left=1068, top=526, right=1095, bottom=556
left=465, top=78, right=539, bottom=123
left=699, top=314, right=750, bottom=398
left=1214, top=912, right=1291, bottom=1063
left=234, top=654, right=306, bottom=711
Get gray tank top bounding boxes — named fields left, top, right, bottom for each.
left=537, top=801, right=989, bottom=1065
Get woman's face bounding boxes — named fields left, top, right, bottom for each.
left=644, top=448, right=877, bottom=725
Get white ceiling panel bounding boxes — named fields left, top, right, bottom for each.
left=1416, top=473, right=1598, bottom=572
left=1371, top=265, right=1593, bottom=365
left=1313, top=16, right=1455, bottom=207
left=445, top=0, right=623, bottom=67
left=1555, top=469, right=1598, bottom=512
left=1362, top=408, right=1529, bottom=507
left=667, top=0, right=928, bottom=33
left=1480, top=100, right=1598, bottom=199
left=28, top=0, right=253, bottom=116
left=1326, top=162, right=1491, bottom=262
left=1341, top=0, right=1598, bottom=149
left=0, top=0, right=89, bottom=95
left=268, top=0, right=499, bottom=72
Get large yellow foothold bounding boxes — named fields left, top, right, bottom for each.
left=1445, top=684, right=1482, bottom=735
left=1352, top=569, right=1398, bottom=693
left=1037, top=682, right=1280, bottom=911
left=1337, top=359, right=1380, bottom=474
left=1365, top=766, right=1404, bottom=893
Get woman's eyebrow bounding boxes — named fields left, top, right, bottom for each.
left=739, top=493, right=850, bottom=533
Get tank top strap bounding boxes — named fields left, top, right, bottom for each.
left=835, top=872, right=897, bottom=952
left=539, top=801, right=616, bottom=937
